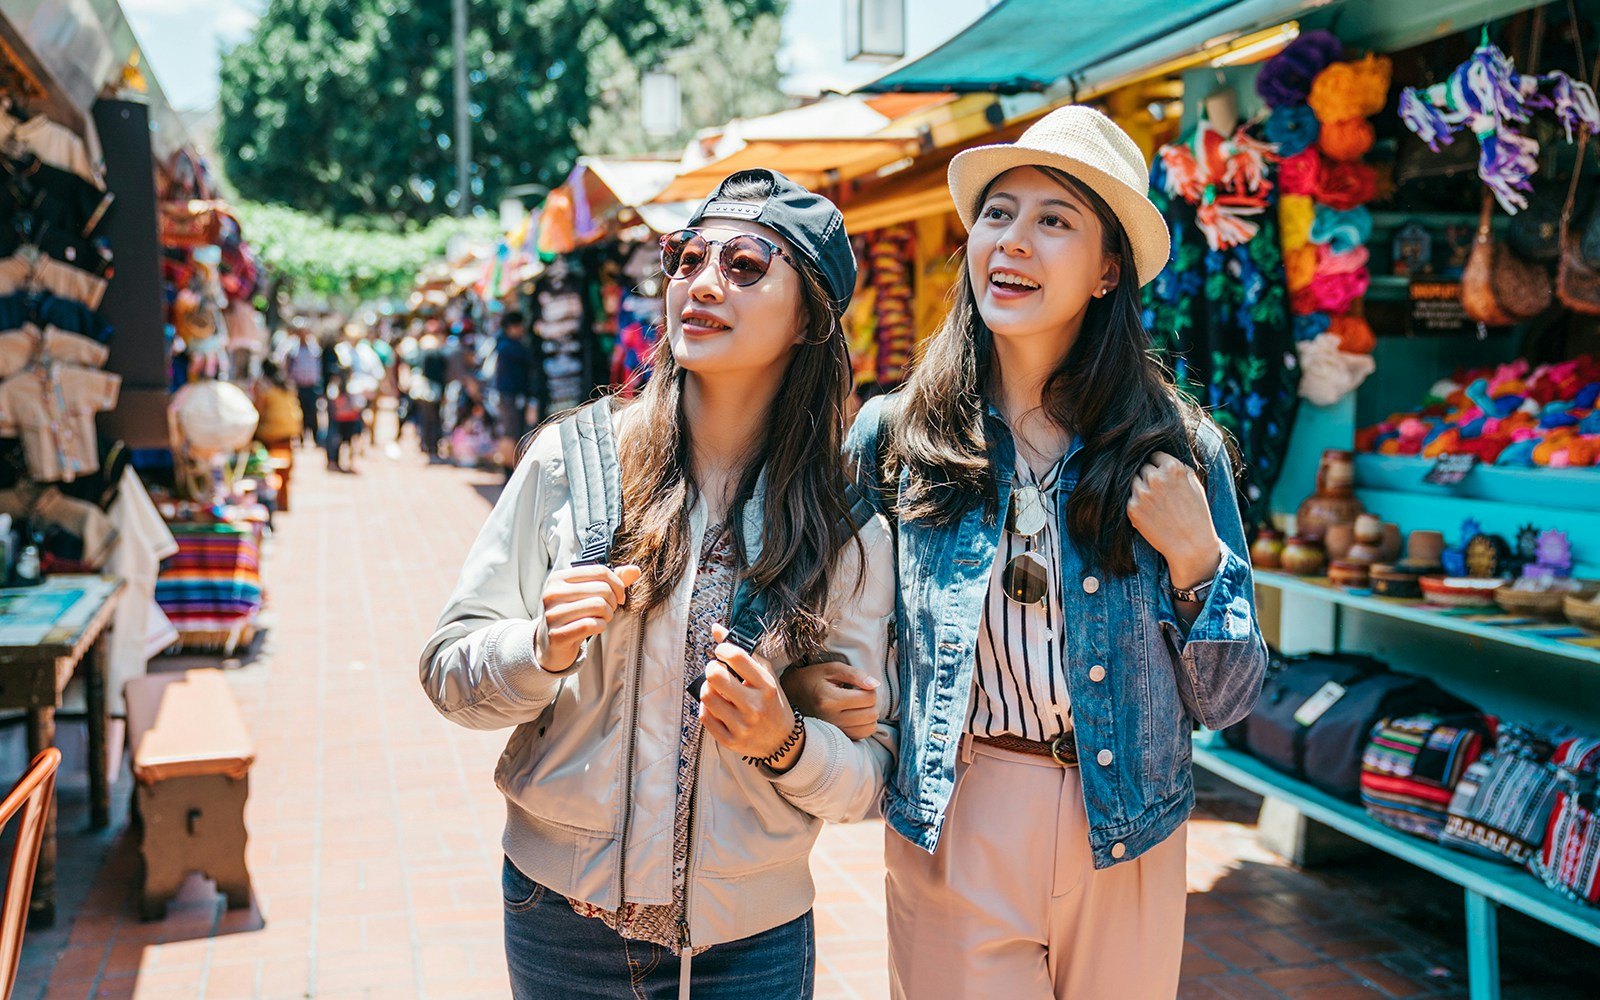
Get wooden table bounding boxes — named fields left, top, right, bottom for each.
left=0, top=575, right=125, bottom=927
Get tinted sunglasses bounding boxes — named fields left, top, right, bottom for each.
left=660, top=229, right=799, bottom=288
left=1001, top=485, right=1052, bottom=606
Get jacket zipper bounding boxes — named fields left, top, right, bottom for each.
left=615, top=611, right=648, bottom=908
left=678, top=729, right=706, bottom=1000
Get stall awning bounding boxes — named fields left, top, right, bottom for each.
left=651, top=137, right=922, bottom=204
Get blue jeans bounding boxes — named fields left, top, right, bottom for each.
left=502, top=857, right=815, bottom=1000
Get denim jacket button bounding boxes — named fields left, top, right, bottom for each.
left=1111, top=841, right=1127, bottom=859
left=1096, top=749, right=1113, bottom=766
left=1082, top=576, right=1100, bottom=594
left=1088, top=665, right=1106, bottom=682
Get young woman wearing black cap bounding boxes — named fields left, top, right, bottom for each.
left=789, top=106, right=1268, bottom=998
left=421, top=169, right=897, bottom=999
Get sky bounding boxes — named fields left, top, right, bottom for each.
left=121, top=0, right=995, bottom=113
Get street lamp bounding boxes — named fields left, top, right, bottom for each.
left=845, top=0, right=906, bottom=64
left=453, top=0, right=471, bottom=216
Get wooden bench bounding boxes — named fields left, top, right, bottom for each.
left=1194, top=732, right=1600, bottom=1000
left=124, top=669, right=255, bottom=920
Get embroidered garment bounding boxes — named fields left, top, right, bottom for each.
left=569, top=523, right=740, bottom=955
left=0, top=254, right=108, bottom=309
left=1, top=109, right=104, bottom=188
left=0, top=324, right=109, bottom=377
left=1144, top=143, right=1299, bottom=528
left=0, top=361, right=120, bottom=481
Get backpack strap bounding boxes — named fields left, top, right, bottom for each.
left=558, top=396, right=621, bottom=566
left=722, top=483, right=879, bottom=654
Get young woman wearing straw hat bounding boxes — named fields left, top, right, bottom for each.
left=789, top=105, right=1268, bottom=997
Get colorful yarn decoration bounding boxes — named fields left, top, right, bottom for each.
left=1309, top=205, right=1372, bottom=254
left=1330, top=314, right=1376, bottom=354
left=1314, top=159, right=1378, bottom=210
left=1308, top=54, right=1392, bottom=123
left=1156, top=120, right=1277, bottom=251
left=1285, top=245, right=1318, bottom=291
left=1293, top=311, right=1332, bottom=342
left=1256, top=30, right=1346, bottom=109
left=1279, top=195, right=1315, bottom=250
left=1319, top=118, right=1375, bottom=161
left=1265, top=106, right=1320, bottom=157
left=1399, top=38, right=1600, bottom=213
left=1315, top=243, right=1370, bottom=276
left=1279, top=149, right=1321, bottom=196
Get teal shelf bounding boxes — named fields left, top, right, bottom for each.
left=1253, top=570, right=1600, bottom=667
left=1192, top=734, right=1600, bottom=948
left=1356, top=455, right=1600, bottom=513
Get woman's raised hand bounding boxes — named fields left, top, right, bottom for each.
left=701, top=624, right=807, bottom=771
left=536, top=564, right=643, bottom=670
left=1125, top=452, right=1222, bottom=591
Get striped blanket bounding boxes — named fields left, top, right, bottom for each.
left=155, top=523, right=263, bottom=634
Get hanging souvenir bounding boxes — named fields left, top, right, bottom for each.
left=1399, top=35, right=1600, bottom=214
left=1155, top=118, right=1277, bottom=251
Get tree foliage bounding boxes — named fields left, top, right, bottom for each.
left=575, top=0, right=789, bottom=157
left=234, top=200, right=498, bottom=302
left=218, top=0, right=785, bottom=224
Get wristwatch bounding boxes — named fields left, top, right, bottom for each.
left=1169, top=575, right=1216, bottom=604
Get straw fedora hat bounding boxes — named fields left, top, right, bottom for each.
left=948, top=105, right=1171, bottom=287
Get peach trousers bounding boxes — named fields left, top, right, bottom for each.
left=885, top=736, right=1188, bottom=1000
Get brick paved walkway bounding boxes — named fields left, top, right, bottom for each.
left=14, top=433, right=1598, bottom=999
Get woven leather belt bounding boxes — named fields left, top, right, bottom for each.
left=974, top=731, right=1079, bottom=767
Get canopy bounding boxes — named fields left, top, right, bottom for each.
left=651, top=137, right=921, bottom=204
left=858, top=0, right=1244, bottom=93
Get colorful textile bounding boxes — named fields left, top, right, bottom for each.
left=1441, top=724, right=1562, bottom=866
left=1144, top=141, right=1297, bottom=527
left=1536, top=736, right=1600, bottom=905
left=1361, top=713, right=1489, bottom=841
left=155, top=523, right=263, bottom=633
left=1156, top=121, right=1277, bottom=251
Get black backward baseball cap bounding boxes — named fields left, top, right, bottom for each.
left=688, top=168, right=857, bottom=312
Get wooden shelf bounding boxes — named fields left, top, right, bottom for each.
left=1253, top=570, right=1600, bottom=667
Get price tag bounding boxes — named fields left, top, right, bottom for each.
left=1293, top=681, right=1347, bottom=727
left=1424, top=453, right=1478, bottom=486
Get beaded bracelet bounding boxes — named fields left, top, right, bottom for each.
left=743, top=709, right=805, bottom=767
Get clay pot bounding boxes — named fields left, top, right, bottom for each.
left=1324, top=522, right=1356, bottom=561
left=1380, top=523, right=1403, bottom=563
left=1282, top=535, right=1327, bottom=576
left=1296, top=449, right=1365, bottom=542
left=1408, top=530, right=1446, bottom=565
left=1251, top=529, right=1285, bottom=569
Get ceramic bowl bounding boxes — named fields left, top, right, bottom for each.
left=1496, top=581, right=1600, bottom=621
left=1419, top=576, right=1509, bottom=608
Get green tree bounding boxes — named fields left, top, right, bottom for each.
left=218, top=0, right=784, bottom=224
left=575, top=0, right=790, bottom=157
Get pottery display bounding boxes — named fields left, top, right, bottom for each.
left=1380, top=523, right=1404, bottom=563
left=1407, top=530, right=1446, bottom=565
left=1281, top=536, right=1327, bottom=576
left=1347, top=515, right=1385, bottom=564
left=1250, top=529, right=1285, bottom=570
left=1497, top=580, right=1600, bottom=620
left=1328, top=560, right=1372, bottom=588
left=1295, top=449, right=1365, bottom=542
left=1324, top=522, right=1356, bottom=561
left=1419, top=576, right=1508, bottom=608
left=1370, top=563, right=1425, bottom=598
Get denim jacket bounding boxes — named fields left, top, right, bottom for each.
left=845, top=394, right=1267, bottom=869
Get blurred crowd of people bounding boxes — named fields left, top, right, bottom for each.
left=239, top=311, right=539, bottom=478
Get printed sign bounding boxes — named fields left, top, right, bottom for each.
left=1424, top=453, right=1479, bottom=486
left=1409, top=280, right=1471, bottom=334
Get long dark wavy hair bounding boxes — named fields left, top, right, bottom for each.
left=888, top=165, right=1205, bottom=578
left=612, top=174, right=860, bottom=657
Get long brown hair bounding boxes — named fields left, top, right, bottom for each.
left=889, top=166, right=1204, bottom=577
left=612, top=174, right=860, bottom=656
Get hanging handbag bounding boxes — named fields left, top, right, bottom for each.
left=1557, top=59, right=1600, bottom=314
left=1462, top=192, right=1555, bottom=325
left=1439, top=723, right=1563, bottom=866
left=1534, top=735, right=1600, bottom=905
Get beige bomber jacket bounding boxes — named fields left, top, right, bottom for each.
left=419, top=419, right=898, bottom=950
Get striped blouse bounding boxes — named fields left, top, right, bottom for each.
left=966, top=455, right=1073, bottom=741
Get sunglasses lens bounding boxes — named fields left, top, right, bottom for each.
left=721, top=236, right=773, bottom=286
left=661, top=231, right=707, bottom=280
left=1007, top=486, right=1048, bottom=537
left=1002, top=551, right=1050, bottom=606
